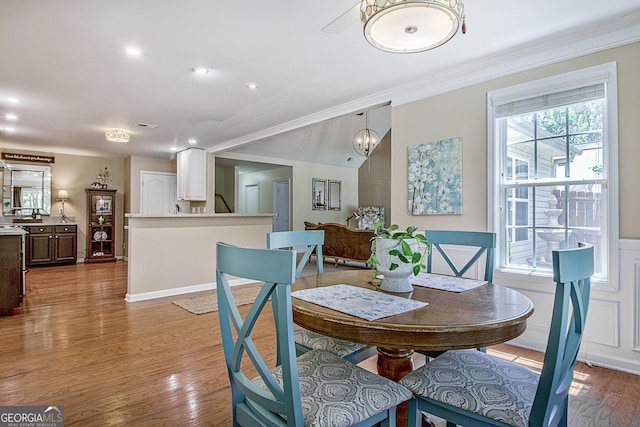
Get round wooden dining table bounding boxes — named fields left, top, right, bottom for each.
left=291, top=269, right=534, bottom=426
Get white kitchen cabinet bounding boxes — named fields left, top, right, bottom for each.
left=177, top=148, right=206, bottom=201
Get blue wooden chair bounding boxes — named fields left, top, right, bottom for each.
left=267, top=230, right=376, bottom=364
left=425, top=230, right=496, bottom=282
left=400, top=242, right=594, bottom=427
left=216, top=242, right=412, bottom=426
left=267, top=230, right=325, bottom=278
left=421, top=230, right=496, bottom=356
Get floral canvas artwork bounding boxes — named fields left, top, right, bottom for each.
left=408, top=137, right=462, bottom=215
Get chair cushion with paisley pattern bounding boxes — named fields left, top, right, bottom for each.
left=294, top=328, right=371, bottom=358
left=254, top=349, right=413, bottom=427
left=400, top=349, right=538, bottom=427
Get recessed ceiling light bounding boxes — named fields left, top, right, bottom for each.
left=7, top=97, right=20, bottom=104
left=5, top=114, right=17, bottom=121
left=3, top=127, right=15, bottom=132
left=170, top=147, right=178, bottom=152
left=188, top=138, right=197, bottom=145
left=192, top=67, right=209, bottom=74
left=245, top=82, right=259, bottom=89
left=125, top=46, right=142, bottom=57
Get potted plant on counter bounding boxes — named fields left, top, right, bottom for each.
left=367, top=222, right=430, bottom=293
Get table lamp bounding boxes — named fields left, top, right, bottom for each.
left=57, top=189, right=69, bottom=223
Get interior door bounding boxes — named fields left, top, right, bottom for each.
left=141, top=171, right=179, bottom=214
left=245, top=184, right=259, bottom=214
left=273, top=180, right=290, bottom=231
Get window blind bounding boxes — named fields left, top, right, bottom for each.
left=495, top=83, right=605, bottom=118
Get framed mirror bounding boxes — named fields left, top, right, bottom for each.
left=312, top=178, right=326, bottom=210
left=2, top=163, right=52, bottom=215
left=328, top=180, right=341, bottom=210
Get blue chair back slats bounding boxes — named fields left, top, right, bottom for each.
left=400, top=242, right=594, bottom=427
left=216, top=242, right=301, bottom=425
left=530, top=242, right=594, bottom=426
left=425, top=230, right=496, bottom=282
left=217, top=242, right=411, bottom=426
left=268, top=230, right=377, bottom=365
left=267, top=230, right=324, bottom=278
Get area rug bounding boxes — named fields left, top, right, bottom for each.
left=172, top=286, right=262, bottom=314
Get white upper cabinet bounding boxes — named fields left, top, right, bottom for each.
left=177, top=148, right=206, bottom=201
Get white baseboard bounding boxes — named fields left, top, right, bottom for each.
left=75, top=255, right=124, bottom=264
left=124, top=278, right=256, bottom=302
left=509, top=337, right=640, bottom=376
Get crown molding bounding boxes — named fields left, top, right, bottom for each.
left=390, top=9, right=640, bottom=107
left=214, top=10, right=640, bottom=152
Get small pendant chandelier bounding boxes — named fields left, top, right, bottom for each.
left=360, top=0, right=466, bottom=54
left=353, top=111, right=380, bottom=158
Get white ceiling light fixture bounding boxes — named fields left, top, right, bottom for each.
left=360, top=0, right=466, bottom=54
left=192, top=67, right=209, bottom=74
left=245, top=82, right=259, bottom=89
left=5, top=113, right=18, bottom=121
left=105, top=128, right=130, bottom=143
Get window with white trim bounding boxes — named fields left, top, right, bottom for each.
left=506, top=156, right=530, bottom=244
left=488, top=63, right=618, bottom=282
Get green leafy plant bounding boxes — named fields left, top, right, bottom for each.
left=367, top=222, right=431, bottom=276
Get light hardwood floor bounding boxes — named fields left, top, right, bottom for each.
left=0, top=261, right=638, bottom=426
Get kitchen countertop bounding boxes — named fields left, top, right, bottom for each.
left=0, top=226, right=28, bottom=236
left=0, top=217, right=77, bottom=227
left=125, top=212, right=273, bottom=218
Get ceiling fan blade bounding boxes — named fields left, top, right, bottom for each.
left=321, top=3, right=360, bottom=34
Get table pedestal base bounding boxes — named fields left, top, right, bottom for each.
left=376, top=347, right=436, bottom=427
left=377, top=348, right=414, bottom=426
left=376, top=347, right=414, bottom=380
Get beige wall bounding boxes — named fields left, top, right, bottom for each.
left=214, top=165, right=237, bottom=212
left=237, top=166, right=292, bottom=214
left=293, top=162, right=359, bottom=228
left=0, top=148, right=125, bottom=260
left=218, top=152, right=359, bottom=230
left=358, top=129, right=392, bottom=226
left=389, top=41, right=640, bottom=374
left=127, top=155, right=176, bottom=214
left=390, top=42, right=640, bottom=239
left=126, top=215, right=273, bottom=300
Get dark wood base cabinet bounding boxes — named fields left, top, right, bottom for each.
left=0, top=235, right=23, bottom=313
left=25, top=225, right=77, bottom=267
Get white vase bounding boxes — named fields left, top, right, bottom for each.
left=375, top=238, right=424, bottom=293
